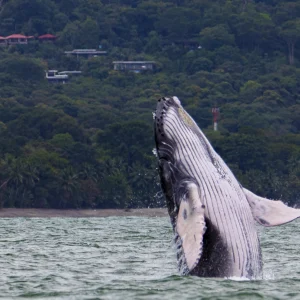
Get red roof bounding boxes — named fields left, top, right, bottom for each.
left=6, top=34, right=29, bottom=39
left=38, top=34, right=57, bottom=39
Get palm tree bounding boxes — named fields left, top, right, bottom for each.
left=0, top=155, right=39, bottom=207
left=56, top=167, right=81, bottom=208
left=79, top=163, right=98, bottom=182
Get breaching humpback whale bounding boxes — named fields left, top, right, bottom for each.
left=154, top=96, right=300, bottom=279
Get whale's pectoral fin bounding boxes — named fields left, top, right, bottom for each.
left=243, top=188, right=300, bottom=226
left=176, top=181, right=206, bottom=271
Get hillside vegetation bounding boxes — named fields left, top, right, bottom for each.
left=0, top=0, right=299, bottom=208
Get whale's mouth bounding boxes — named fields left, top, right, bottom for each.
left=154, top=97, right=180, bottom=164
left=154, top=96, right=198, bottom=153
left=154, top=97, right=180, bottom=146
left=154, top=97, right=185, bottom=217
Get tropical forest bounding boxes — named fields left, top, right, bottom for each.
left=0, top=0, right=299, bottom=209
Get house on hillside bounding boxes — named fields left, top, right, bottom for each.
left=0, top=36, right=6, bottom=46
left=64, top=49, right=107, bottom=59
left=5, top=34, right=33, bottom=45
left=58, top=71, right=82, bottom=76
left=38, top=34, right=57, bottom=42
left=46, top=70, right=69, bottom=84
left=45, top=70, right=82, bottom=83
left=112, top=61, right=156, bottom=72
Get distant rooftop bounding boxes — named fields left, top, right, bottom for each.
left=6, top=34, right=33, bottom=39
left=45, top=70, right=82, bottom=83
left=47, top=74, right=68, bottom=79
left=65, top=49, right=107, bottom=55
left=113, top=61, right=155, bottom=64
left=72, top=49, right=98, bottom=52
left=38, top=34, right=57, bottom=39
left=58, top=71, right=82, bottom=75
left=113, top=61, right=156, bottom=72
left=45, top=70, right=68, bottom=83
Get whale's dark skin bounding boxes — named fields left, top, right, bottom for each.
left=154, top=96, right=300, bottom=278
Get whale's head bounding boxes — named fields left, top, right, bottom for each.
left=154, top=96, right=200, bottom=215
left=154, top=96, right=187, bottom=214
left=154, top=96, right=208, bottom=274
left=154, top=96, right=209, bottom=158
left=155, top=96, right=192, bottom=150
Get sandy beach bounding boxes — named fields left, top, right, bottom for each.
left=0, top=208, right=168, bottom=218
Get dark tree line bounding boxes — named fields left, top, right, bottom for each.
left=0, top=0, right=299, bottom=208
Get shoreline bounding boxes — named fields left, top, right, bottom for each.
left=0, top=208, right=168, bottom=218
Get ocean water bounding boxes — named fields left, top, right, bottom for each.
left=0, top=217, right=300, bottom=300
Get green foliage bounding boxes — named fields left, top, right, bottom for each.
left=0, top=0, right=58, bottom=34
left=200, top=25, right=235, bottom=50
left=0, top=0, right=299, bottom=208
left=0, top=56, right=44, bottom=82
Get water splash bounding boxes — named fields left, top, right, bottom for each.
left=263, top=270, right=275, bottom=280
left=227, top=276, right=251, bottom=281
left=174, top=233, right=189, bottom=275
left=152, top=148, right=158, bottom=157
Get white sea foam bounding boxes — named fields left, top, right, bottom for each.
left=226, top=276, right=251, bottom=281
left=263, top=271, right=275, bottom=280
